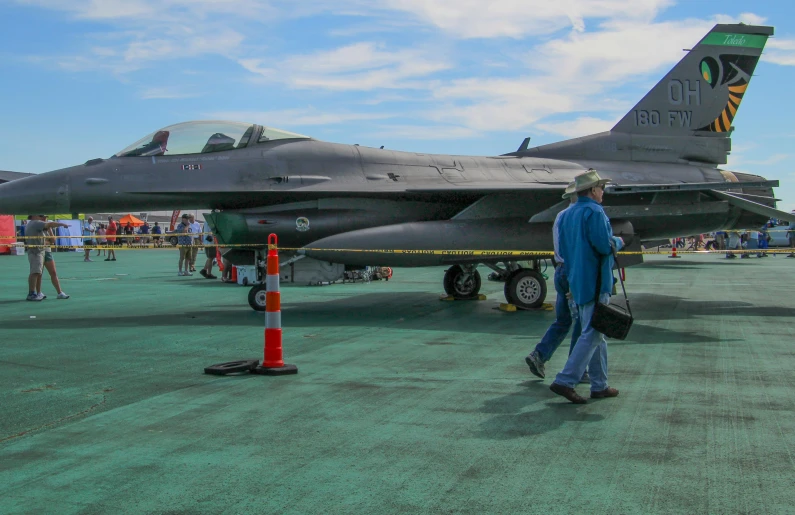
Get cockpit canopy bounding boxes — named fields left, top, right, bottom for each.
left=115, top=121, right=309, bottom=157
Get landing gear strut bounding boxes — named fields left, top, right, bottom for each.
left=443, top=264, right=482, bottom=299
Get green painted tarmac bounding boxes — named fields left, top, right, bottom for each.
left=1, top=250, right=794, bottom=514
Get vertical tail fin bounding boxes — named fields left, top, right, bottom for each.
left=612, top=24, right=773, bottom=136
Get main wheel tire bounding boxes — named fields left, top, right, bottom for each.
left=168, top=236, right=178, bottom=246
left=443, top=265, right=482, bottom=298
left=248, top=284, right=268, bottom=311
left=504, top=269, right=547, bottom=309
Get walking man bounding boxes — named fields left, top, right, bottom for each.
left=25, top=215, right=70, bottom=301
left=82, top=216, right=96, bottom=262
left=525, top=181, right=585, bottom=381
left=549, top=170, right=624, bottom=404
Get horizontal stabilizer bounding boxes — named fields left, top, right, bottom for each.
left=709, top=190, right=795, bottom=223
left=607, top=180, right=778, bottom=194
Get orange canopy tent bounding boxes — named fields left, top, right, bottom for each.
left=118, top=214, right=145, bottom=227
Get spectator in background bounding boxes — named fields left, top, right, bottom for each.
left=757, top=225, right=770, bottom=258
left=124, top=222, right=134, bottom=246
left=96, top=224, right=107, bottom=257
left=82, top=216, right=96, bottom=262
left=152, top=222, right=163, bottom=247
left=715, top=231, right=726, bottom=251
left=200, top=233, right=218, bottom=279
left=25, top=215, right=69, bottom=301
left=188, top=214, right=201, bottom=272
left=139, top=221, right=151, bottom=245
left=106, top=216, right=117, bottom=261
left=176, top=214, right=193, bottom=276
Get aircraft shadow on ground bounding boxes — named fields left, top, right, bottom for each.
left=638, top=259, right=771, bottom=270
left=474, top=384, right=606, bottom=439
left=628, top=293, right=795, bottom=320
left=3, top=292, right=785, bottom=345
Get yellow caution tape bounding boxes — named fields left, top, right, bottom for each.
left=10, top=244, right=795, bottom=256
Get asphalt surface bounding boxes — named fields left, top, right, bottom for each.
left=1, top=249, right=794, bottom=514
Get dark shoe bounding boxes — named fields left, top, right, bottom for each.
left=199, top=269, right=208, bottom=278
left=104, top=258, right=111, bottom=261
left=525, top=350, right=545, bottom=379
left=207, top=274, right=218, bottom=279
left=111, top=258, right=117, bottom=261
left=591, top=387, right=619, bottom=399
left=549, top=382, right=587, bottom=404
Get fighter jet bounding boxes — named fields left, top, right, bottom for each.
left=0, top=23, right=789, bottom=311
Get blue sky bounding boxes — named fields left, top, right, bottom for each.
left=1, top=0, right=794, bottom=210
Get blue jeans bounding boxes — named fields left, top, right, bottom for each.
left=534, top=266, right=582, bottom=362
left=553, top=293, right=610, bottom=392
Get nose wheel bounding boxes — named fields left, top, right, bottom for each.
left=443, top=265, right=482, bottom=299
left=504, top=269, right=547, bottom=309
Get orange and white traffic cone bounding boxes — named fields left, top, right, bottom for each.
left=669, top=245, right=681, bottom=258
left=253, top=234, right=298, bottom=376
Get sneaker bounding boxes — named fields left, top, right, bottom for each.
left=525, top=350, right=545, bottom=379
left=199, top=269, right=208, bottom=278
left=207, top=274, right=218, bottom=279
left=579, top=371, right=590, bottom=384
left=26, top=293, right=42, bottom=301
left=38, top=293, right=46, bottom=300
left=57, top=292, right=70, bottom=300
left=111, top=258, right=116, bottom=261
left=178, top=271, right=186, bottom=276
left=186, top=271, right=193, bottom=276
left=84, top=258, right=93, bottom=262
left=104, top=258, right=111, bottom=261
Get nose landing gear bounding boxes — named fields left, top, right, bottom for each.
left=443, top=264, right=482, bottom=299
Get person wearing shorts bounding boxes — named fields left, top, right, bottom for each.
left=200, top=233, right=218, bottom=279
left=176, top=214, right=194, bottom=276
left=25, top=215, right=70, bottom=301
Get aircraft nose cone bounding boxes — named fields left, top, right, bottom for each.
left=0, top=173, right=71, bottom=215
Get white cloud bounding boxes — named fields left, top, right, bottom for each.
left=764, top=38, right=795, bottom=66
left=381, top=0, right=674, bottom=38
left=241, top=43, right=450, bottom=91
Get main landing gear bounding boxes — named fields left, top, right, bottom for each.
left=450, top=260, right=548, bottom=309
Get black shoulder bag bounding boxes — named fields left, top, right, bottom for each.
left=590, top=249, right=633, bottom=340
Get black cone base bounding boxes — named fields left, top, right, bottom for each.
left=252, top=363, right=298, bottom=376
left=204, top=359, right=260, bottom=376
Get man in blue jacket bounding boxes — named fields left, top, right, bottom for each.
left=550, top=170, right=624, bottom=404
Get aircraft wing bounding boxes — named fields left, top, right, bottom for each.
left=606, top=180, right=778, bottom=194
left=709, top=190, right=795, bottom=223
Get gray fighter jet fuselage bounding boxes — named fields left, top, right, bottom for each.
left=0, top=23, right=788, bottom=310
